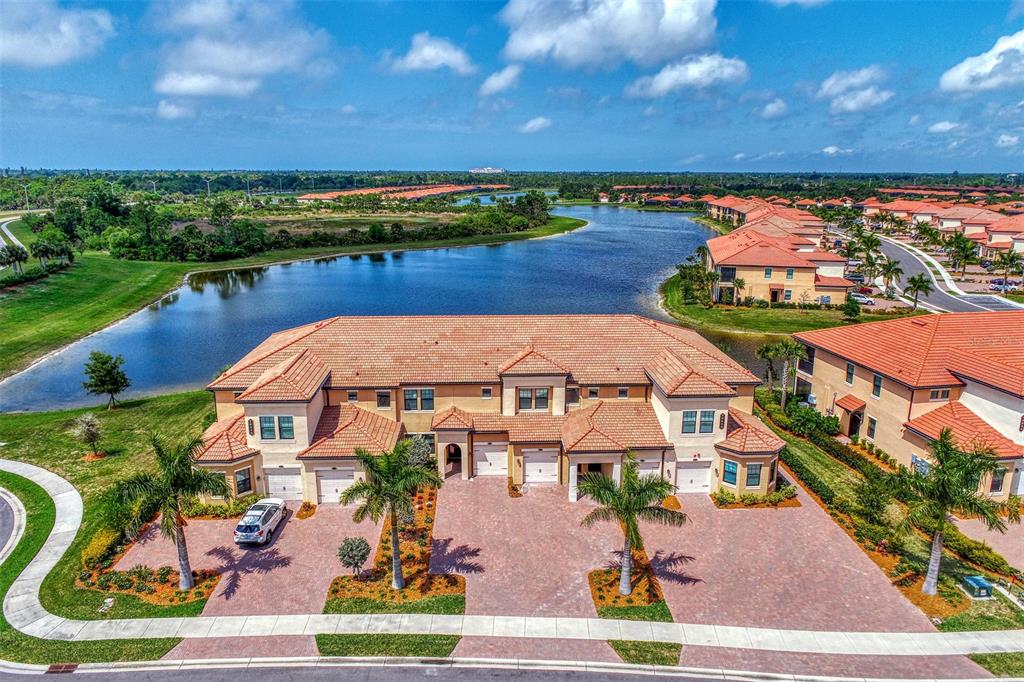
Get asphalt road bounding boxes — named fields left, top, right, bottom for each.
left=0, top=494, right=14, bottom=557
left=0, top=667, right=722, bottom=681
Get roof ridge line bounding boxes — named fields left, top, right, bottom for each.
left=215, top=318, right=339, bottom=386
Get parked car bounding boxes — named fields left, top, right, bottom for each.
left=846, top=272, right=865, bottom=283
left=850, top=292, right=875, bottom=305
left=990, top=284, right=1019, bottom=292
left=234, top=498, right=286, bottom=545
left=846, top=259, right=863, bottom=267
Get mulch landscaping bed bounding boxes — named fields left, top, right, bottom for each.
left=712, top=496, right=801, bottom=510
left=589, top=547, right=670, bottom=616
left=325, top=486, right=464, bottom=607
left=76, top=565, right=219, bottom=606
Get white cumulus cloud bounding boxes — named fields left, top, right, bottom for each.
left=759, top=97, right=788, bottom=119
left=518, top=116, right=552, bottom=133
left=391, top=32, right=476, bottom=75
left=940, top=29, right=1024, bottom=93
left=156, top=99, right=195, bottom=120
left=479, top=64, right=523, bottom=96
left=909, top=114, right=922, bottom=125
left=817, top=65, right=893, bottom=114
left=997, top=133, right=1020, bottom=148
left=928, top=120, right=964, bottom=134
left=625, top=54, right=748, bottom=98
left=501, top=0, right=717, bottom=68
left=1, top=0, right=115, bottom=68
left=152, top=0, right=332, bottom=98
left=822, top=145, right=853, bottom=156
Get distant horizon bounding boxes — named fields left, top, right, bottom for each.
left=5, top=168, right=1024, bottom=177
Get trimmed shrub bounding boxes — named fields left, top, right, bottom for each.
left=81, top=528, right=121, bottom=569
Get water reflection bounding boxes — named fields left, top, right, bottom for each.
left=0, top=206, right=770, bottom=412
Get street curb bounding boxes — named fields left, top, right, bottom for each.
left=0, top=486, right=26, bottom=566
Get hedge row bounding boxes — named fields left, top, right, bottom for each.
left=0, top=260, right=71, bottom=288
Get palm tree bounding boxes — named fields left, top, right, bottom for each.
left=945, top=232, right=976, bottom=280
left=904, top=273, right=933, bottom=310
left=993, top=250, right=1023, bottom=284
left=8, top=245, right=28, bottom=275
left=732, top=277, right=746, bottom=305
left=115, top=436, right=231, bottom=590
left=340, top=439, right=443, bottom=589
left=774, top=339, right=807, bottom=409
left=889, top=216, right=908, bottom=236
left=896, top=429, right=1020, bottom=595
left=578, top=455, right=687, bottom=596
left=858, top=232, right=881, bottom=261
left=879, top=259, right=904, bottom=294
left=755, top=341, right=781, bottom=391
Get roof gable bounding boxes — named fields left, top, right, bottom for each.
left=235, top=349, right=329, bottom=403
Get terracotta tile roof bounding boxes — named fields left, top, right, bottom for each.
left=645, top=348, right=735, bottom=398
left=298, top=404, right=403, bottom=459
left=716, top=408, right=785, bottom=455
left=936, top=206, right=1002, bottom=224
left=987, top=214, right=1024, bottom=234
left=708, top=230, right=841, bottom=270
left=431, top=406, right=475, bottom=430
left=814, top=274, right=856, bottom=288
left=904, top=401, right=1021, bottom=459
left=235, top=349, right=330, bottom=403
left=561, top=401, right=671, bottom=453
left=209, top=315, right=759, bottom=394
left=472, top=413, right=566, bottom=443
left=835, top=394, right=866, bottom=412
left=796, top=312, right=1024, bottom=396
left=195, top=415, right=258, bottom=463
left=499, top=346, right=571, bottom=376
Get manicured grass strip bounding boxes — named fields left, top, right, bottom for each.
left=0, top=392, right=215, bottom=619
left=315, top=634, right=460, bottom=657
left=596, top=601, right=673, bottom=623
left=0, top=471, right=180, bottom=663
left=608, top=640, right=681, bottom=666
left=324, top=594, right=465, bottom=615
left=0, top=215, right=585, bottom=379
left=970, top=652, right=1024, bottom=677
left=661, top=274, right=921, bottom=336
left=937, top=593, right=1024, bottom=632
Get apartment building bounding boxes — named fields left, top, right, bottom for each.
left=197, top=315, right=783, bottom=504
left=793, top=312, right=1024, bottom=500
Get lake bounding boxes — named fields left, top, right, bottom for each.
left=0, top=205, right=765, bottom=412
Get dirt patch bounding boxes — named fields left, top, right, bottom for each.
left=81, top=452, right=107, bottom=462
left=713, top=496, right=802, bottom=510
left=589, top=549, right=664, bottom=610
left=296, top=502, right=316, bottom=520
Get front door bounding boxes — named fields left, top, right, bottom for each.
left=848, top=411, right=863, bottom=437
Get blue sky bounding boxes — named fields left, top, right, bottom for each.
left=2, top=0, right=1024, bottom=172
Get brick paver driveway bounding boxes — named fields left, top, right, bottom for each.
left=429, top=477, right=620, bottom=617
left=954, top=515, right=1023, bottom=573
left=116, top=505, right=380, bottom=616
left=643, top=489, right=935, bottom=632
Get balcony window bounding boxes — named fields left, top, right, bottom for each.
left=845, top=362, right=855, bottom=385
left=682, top=410, right=697, bottom=434
left=259, top=416, right=276, bottom=440
left=746, top=463, right=761, bottom=487
left=723, top=460, right=738, bottom=486
left=277, top=416, right=294, bottom=440
left=798, top=346, right=815, bottom=374
left=699, top=410, right=715, bottom=434
left=872, top=374, right=883, bottom=398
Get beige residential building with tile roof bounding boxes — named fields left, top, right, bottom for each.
left=196, top=314, right=783, bottom=504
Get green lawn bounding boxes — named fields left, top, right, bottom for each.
left=661, top=274, right=920, bottom=336
left=937, top=592, right=1024, bottom=632
left=969, top=653, right=1024, bottom=677
left=315, top=634, right=460, bottom=657
left=596, top=601, right=674, bottom=622
left=691, top=215, right=734, bottom=235
left=324, top=595, right=465, bottom=615
left=5, top=217, right=35, bottom=245
left=607, top=640, right=682, bottom=666
left=0, top=391, right=216, bottom=620
left=0, top=471, right=181, bottom=664
left=0, top=215, right=585, bottom=380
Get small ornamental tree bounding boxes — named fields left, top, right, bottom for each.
left=71, top=413, right=103, bottom=456
left=841, top=297, right=860, bottom=322
left=337, top=537, right=371, bottom=578
left=83, top=351, right=130, bottom=409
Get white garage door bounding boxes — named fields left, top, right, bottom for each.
left=316, top=468, right=355, bottom=504
left=473, top=440, right=508, bottom=476
left=636, top=456, right=662, bottom=478
left=265, top=467, right=303, bottom=501
left=675, top=460, right=711, bottom=494
left=523, top=448, right=559, bottom=483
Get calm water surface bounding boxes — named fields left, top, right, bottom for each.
left=1, top=206, right=765, bottom=412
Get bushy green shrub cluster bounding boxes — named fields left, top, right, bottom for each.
left=711, top=485, right=797, bottom=507
left=181, top=493, right=261, bottom=518
left=0, top=260, right=71, bottom=288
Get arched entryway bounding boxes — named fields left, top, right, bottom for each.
left=444, top=443, right=462, bottom=478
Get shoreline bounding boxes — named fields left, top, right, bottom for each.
left=0, top=215, right=588, bottom=390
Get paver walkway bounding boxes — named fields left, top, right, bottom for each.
left=953, top=515, right=1024, bottom=574
left=2, top=458, right=1023, bottom=658
left=116, top=507, right=381, bottom=615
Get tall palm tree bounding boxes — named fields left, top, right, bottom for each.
left=904, top=273, right=933, bottom=310
left=340, top=439, right=443, bottom=589
left=993, top=250, right=1023, bottom=284
left=755, top=341, right=781, bottom=391
left=578, top=455, right=686, bottom=596
left=774, top=339, right=808, bottom=409
left=116, top=436, right=231, bottom=590
left=732, top=277, right=746, bottom=305
left=945, top=232, right=976, bottom=280
left=896, top=430, right=1020, bottom=595
left=879, top=259, right=904, bottom=294
left=858, top=232, right=881, bottom=261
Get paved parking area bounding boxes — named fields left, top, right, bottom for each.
left=644, top=490, right=935, bottom=632
left=954, top=515, right=1024, bottom=573
left=116, top=505, right=381, bottom=616
left=429, top=477, right=620, bottom=617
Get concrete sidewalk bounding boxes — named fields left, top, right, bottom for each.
left=2, top=458, right=1024, bottom=657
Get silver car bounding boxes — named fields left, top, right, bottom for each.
left=233, top=498, right=286, bottom=545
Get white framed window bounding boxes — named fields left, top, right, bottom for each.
left=617, top=386, right=629, bottom=399
left=587, top=387, right=599, bottom=399
left=784, top=289, right=792, bottom=301
left=518, top=387, right=549, bottom=411
left=234, top=467, right=253, bottom=495
left=764, top=267, right=773, bottom=279
left=872, top=374, right=883, bottom=398
left=376, top=390, right=391, bottom=408
left=481, top=387, right=493, bottom=399
left=403, top=388, right=434, bottom=412
left=722, top=460, right=738, bottom=486
left=845, top=362, right=855, bottom=385
left=929, top=389, right=950, bottom=401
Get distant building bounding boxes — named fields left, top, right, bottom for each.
left=470, top=167, right=507, bottom=174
